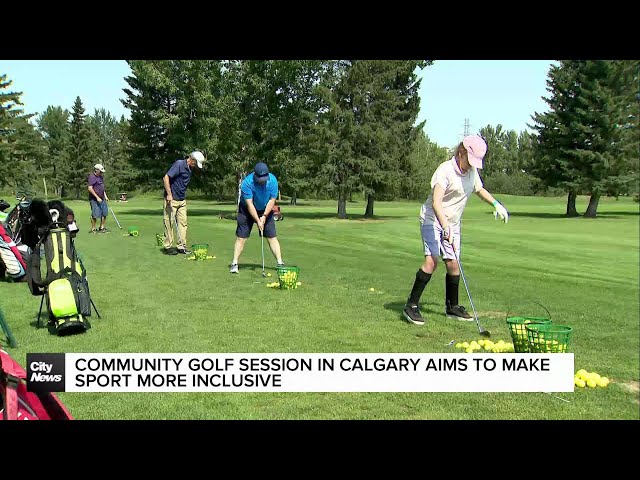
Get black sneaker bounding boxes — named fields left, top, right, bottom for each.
left=177, top=248, right=192, bottom=255
left=97, top=227, right=110, bottom=234
left=162, top=247, right=178, bottom=255
left=403, top=304, right=425, bottom=326
left=446, top=302, right=473, bottom=321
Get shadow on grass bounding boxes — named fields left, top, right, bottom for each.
left=117, top=208, right=228, bottom=217
left=29, top=318, right=91, bottom=336
left=510, top=211, right=639, bottom=219
left=237, top=263, right=281, bottom=273
left=383, top=301, right=443, bottom=318
left=282, top=211, right=401, bottom=221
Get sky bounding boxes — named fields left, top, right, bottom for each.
left=1, top=60, right=556, bottom=148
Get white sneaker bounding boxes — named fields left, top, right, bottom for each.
left=229, top=263, right=239, bottom=274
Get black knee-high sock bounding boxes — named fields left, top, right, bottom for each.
left=407, top=269, right=432, bottom=306
left=446, top=274, right=460, bottom=307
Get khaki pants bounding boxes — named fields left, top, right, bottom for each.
left=163, top=199, right=188, bottom=249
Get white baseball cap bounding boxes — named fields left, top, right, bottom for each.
left=190, top=151, right=205, bottom=169
left=94, top=164, right=106, bottom=173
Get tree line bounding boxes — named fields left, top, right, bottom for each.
left=1, top=60, right=637, bottom=218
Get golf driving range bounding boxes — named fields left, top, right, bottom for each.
left=1, top=194, right=638, bottom=419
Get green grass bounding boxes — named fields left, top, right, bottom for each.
left=1, top=194, right=638, bottom=419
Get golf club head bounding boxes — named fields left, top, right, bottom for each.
left=262, top=272, right=267, bottom=277
left=479, top=327, right=491, bottom=338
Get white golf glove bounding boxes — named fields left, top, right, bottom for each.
left=493, top=201, right=509, bottom=223
left=441, top=225, right=454, bottom=245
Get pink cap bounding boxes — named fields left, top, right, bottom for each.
left=463, top=135, right=487, bottom=169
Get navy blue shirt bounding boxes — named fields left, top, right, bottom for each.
left=165, top=159, right=192, bottom=201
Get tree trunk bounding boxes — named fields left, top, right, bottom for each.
left=337, top=191, right=347, bottom=219
left=583, top=193, right=601, bottom=218
left=566, top=191, right=579, bottom=217
left=364, top=193, right=374, bottom=218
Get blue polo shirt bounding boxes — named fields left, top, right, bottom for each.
left=165, top=159, right=192, bottom=201
left=241, top=173, right=278, bottom=211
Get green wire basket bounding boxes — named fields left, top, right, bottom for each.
left=277, top=266, right=300, bottom=290
left=506, top=301, right=553, bottom=353
left=526, top=324, right=573, bottom=353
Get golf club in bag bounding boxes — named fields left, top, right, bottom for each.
left=450, top=241, right=491, bottom=337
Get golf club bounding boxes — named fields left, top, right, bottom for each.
left=107, top=200, right=122, bottom=229
left=260, top=225, right=266, bottom=277
left=451, top=241, right=491, bottom=337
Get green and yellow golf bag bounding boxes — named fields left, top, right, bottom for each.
left=25, top=227, right=99, bottom=335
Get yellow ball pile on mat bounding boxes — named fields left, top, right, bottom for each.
left=574, top=369, right=610, bottom=388
left=454, top=339, right=515, bottom=353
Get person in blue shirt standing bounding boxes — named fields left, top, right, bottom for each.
left=230, top=162, right=284, bottom=273
left=162, top=151, right=205, bottom=255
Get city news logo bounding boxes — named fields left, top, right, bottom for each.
left=26, top=353, right=66, bottom=393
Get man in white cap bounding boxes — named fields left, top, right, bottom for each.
left=402, top=134, right=510, bottom=326
left=88, top=163, right=110, bottom=233
left=161, top=151, right=205, bottom=255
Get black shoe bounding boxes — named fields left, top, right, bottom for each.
left=446, top=302, right=473, bottom=321
left=162, top=247, right=178, bottom=255
left=403, top=304, right=425, bottom=326
left=89, top=229, right=97, bottom=234
left=177, top=248, right=192, bottom=255
left=98, top=227, right=111, bottom=234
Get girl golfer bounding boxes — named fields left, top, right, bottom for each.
left=403, top=134, right=509, bottom=326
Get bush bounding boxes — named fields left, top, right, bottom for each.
left=482, top=172, right=541, bottom=196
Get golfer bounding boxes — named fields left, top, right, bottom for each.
left=88, top=164, right=109, bottom=233
left=403, top=134, right=509, bottom=326
left=229, top=162, right=284, bottom=273
left=162, top=151, right=205, bottom=255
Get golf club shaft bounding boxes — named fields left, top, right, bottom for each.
left=261, top=228, right=266, bottom=275
left=452, top=245, right=478, bottom=319
left=451, top=242, right=485, bottom=334
left=107, top=201, right=122, bottom=229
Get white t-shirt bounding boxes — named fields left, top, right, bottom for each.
left=420, top=157, right=484, bottom=226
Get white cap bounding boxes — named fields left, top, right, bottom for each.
left=94, top=163, right=106, bottom=173
left=190, top=151, right=205, bottom=169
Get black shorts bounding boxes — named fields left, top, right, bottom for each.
left=236, top=203, right=277, bottom=239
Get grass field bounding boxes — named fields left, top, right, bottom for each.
left=1, top=194, right=638, bottom=419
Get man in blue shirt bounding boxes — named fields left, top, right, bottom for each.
left=230, top=162, right=284, bottom=273
left=162, top=151, right=205, bottom=255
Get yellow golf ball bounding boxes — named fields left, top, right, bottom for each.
left=574, top=378, right=586, bottom=388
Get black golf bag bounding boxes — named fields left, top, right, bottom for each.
left=25, top=220, right=97, bottom=335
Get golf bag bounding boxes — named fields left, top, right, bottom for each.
left=26, top=225, right=94, bottom=335
left=1, top=348, right=73, bottom=420
left=0, top=223, right=27, bottom=281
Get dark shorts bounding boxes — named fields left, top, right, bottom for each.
left=236, top=203, right=277, bottom=239
left=90, top=199, right=108, bottom=219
